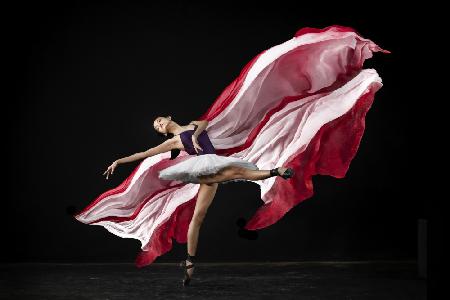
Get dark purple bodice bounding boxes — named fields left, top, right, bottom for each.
left=179, top=124, right=216, bottom=155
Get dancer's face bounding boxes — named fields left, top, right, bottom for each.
left=153, top=116, right=172, bottom=135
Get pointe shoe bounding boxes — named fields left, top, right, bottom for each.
left=179, top=259, right=195, bottom=286
left=270, top=167, right=295, bottom=180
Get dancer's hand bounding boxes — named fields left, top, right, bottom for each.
left=103, top=160, right=118, bottom=180
left=191, top=136, right=203, bottom=154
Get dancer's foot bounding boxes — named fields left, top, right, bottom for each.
left=185, top=259, right=194, bottom=278
left=179, top=258, right=195, bottom=286
left=270, top=167, right=295, bottom=180
left=277, top=167, right=287, bottom=176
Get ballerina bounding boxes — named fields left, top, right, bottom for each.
left=103, top=115, right=295, bottom=285
left=73, top=25, right=389, bottom=287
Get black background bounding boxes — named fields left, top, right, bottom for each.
left=4, top=1, right=436, bottom=265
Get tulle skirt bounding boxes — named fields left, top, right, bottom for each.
left=158, top=153, right=259, bottom=184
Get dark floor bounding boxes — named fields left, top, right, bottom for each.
left=0, top=261, right=426, bottom=300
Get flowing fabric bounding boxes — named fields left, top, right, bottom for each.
left=73, top=25, right=390, bottom=268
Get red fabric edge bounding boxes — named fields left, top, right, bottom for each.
left=294, top=25, right=358, bottom=37
left=244, top=82, right=382, bottom=230
left=135, top=195, right=198, bottom=268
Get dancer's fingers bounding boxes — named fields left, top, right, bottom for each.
left=193, top=140, right=202, bottom=152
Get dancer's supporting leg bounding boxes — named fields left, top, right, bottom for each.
left=185, top=182, right=218, bottom=277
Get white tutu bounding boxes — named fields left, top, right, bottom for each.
left=158, top=153, right=259, bottom=184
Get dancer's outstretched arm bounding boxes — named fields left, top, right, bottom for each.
left=103, top=138, right=178, bottom=179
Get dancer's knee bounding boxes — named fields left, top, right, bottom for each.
left=220, top=165, right=244, bottom=178
left=197, top=166, right=244, bottom=184
left=197, top=174, right=217, bottom=184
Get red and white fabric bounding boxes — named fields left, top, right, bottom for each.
left=74, top=25, right=390, bottom=268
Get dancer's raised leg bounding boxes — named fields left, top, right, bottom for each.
left=197, top=165, right=291, bottom=184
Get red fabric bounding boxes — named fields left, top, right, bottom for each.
left=295, top=25, right=358, bottom=37
left=135, top=196, right=197, bottom=267
left=244, top=82, right=381, bottom=230
left=75, top=160, right=145, bottom=216
left=197, top=50, right=266, bottom=122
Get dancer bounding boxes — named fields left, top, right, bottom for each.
left=73, top=25, right=389, bottom=287
left=103, top=116, right=294, bottom=285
